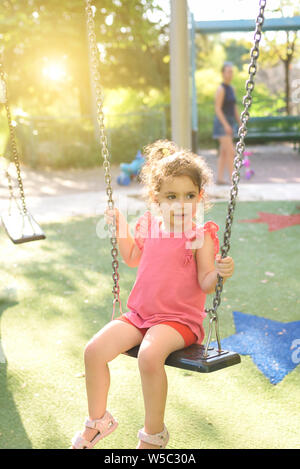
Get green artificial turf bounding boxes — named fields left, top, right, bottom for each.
left=0, top=201, right=299, bottom=449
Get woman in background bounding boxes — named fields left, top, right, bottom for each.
left=212, top=62, right=241, bottom=185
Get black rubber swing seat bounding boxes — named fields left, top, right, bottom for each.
left=124, top=343, right=241, bottom=373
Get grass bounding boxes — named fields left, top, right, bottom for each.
left=0, top=201, right=299, bottom=449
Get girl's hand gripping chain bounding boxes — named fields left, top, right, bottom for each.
left=215, top=254, right=234, bottom=280
left=104, top=207, right=127, bottom=238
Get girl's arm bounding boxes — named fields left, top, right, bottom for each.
left=196, top=233, right=234, bottom=294
left=105, top=208, right=142, bottom=268
left=234, top=103, right=241, bottom=127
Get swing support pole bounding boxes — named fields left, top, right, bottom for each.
left=170, top=0, right=191, bottom=149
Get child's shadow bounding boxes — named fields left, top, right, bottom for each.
left=0, top=300, right=32, bottom=449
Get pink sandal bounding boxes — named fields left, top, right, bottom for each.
left=71, top=411, right=118, bottom=449
left=137, top=424, right=169, bottom=449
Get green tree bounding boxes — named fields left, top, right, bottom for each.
left=224, top=38, right=252, bottom=71
left=262, top=0, right=300, bottom=114
left=195, top=34, right=224, bottom=71
left=0, top=0, right=169, bottom=115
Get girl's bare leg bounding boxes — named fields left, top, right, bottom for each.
left=137, top=324, right=185, bottom=449
left=218, top=135, right=235, bottom=183
left=78, top=320, right=143, bottom=444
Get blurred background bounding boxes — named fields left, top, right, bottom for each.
left=0, top=0, right=299, bottom=169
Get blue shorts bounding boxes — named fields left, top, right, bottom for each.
left=212, top=115, right=238, bottom=139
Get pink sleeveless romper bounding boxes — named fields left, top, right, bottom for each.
left=120, top=211, right=219, bottom=345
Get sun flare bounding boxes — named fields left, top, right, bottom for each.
left=42, top=63, right=66, bottom=81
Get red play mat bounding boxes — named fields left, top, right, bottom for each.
left=239, top=212, right=300, bottom=231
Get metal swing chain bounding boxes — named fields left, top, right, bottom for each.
left=85, top=0, right=122, bottom=313
left=204, top=0, right=266, bottom=356
left=0, top=55, right=28, bottom=216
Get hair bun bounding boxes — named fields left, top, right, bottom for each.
left=143, top=139, right=179, bottom=164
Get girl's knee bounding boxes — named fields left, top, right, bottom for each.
left=138, top=347, right=165, bottom=374
left=84, top=337, right=105, bottom=365
left=84, top=340, right=95, bottom=364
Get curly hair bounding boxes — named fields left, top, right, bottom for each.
left=139, top=139, right=213, bottom=211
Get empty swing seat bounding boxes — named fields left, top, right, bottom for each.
left=124, top=343, right=241, bottom=373
left=1, top=212, right=46, bottom=244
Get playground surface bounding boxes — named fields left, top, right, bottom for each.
left=0, top=199, right=299, bottom=449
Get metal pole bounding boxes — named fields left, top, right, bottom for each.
left=170, top=0, right=191, bottom=149
left=190, top=12, right=198, bottom=153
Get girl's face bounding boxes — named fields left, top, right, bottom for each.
left=156, top=176, right=203, bottom=231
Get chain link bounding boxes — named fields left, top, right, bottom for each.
left=0, top=55, right=28, bottom=215
left=204, top=1, right=266, bottom=352
left=85, top=1, right=122, bottom=306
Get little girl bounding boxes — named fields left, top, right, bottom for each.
left=71, top=140, right=234, bottom=449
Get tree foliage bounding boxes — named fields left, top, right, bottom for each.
left=0, top=0, right=169, bottom=114
left=261, top=0, right=300, bottom=114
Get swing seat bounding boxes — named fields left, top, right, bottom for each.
left=1, top=211, right=46, bottom=244
left=124, top=343, right=241, bottom=373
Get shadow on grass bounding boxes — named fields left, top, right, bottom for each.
left=171, top=396, right=224, bottom=449
left=0, top=301, right=32, bottom=449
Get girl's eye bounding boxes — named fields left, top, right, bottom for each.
left=166, top=194, right=195, bottom=200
